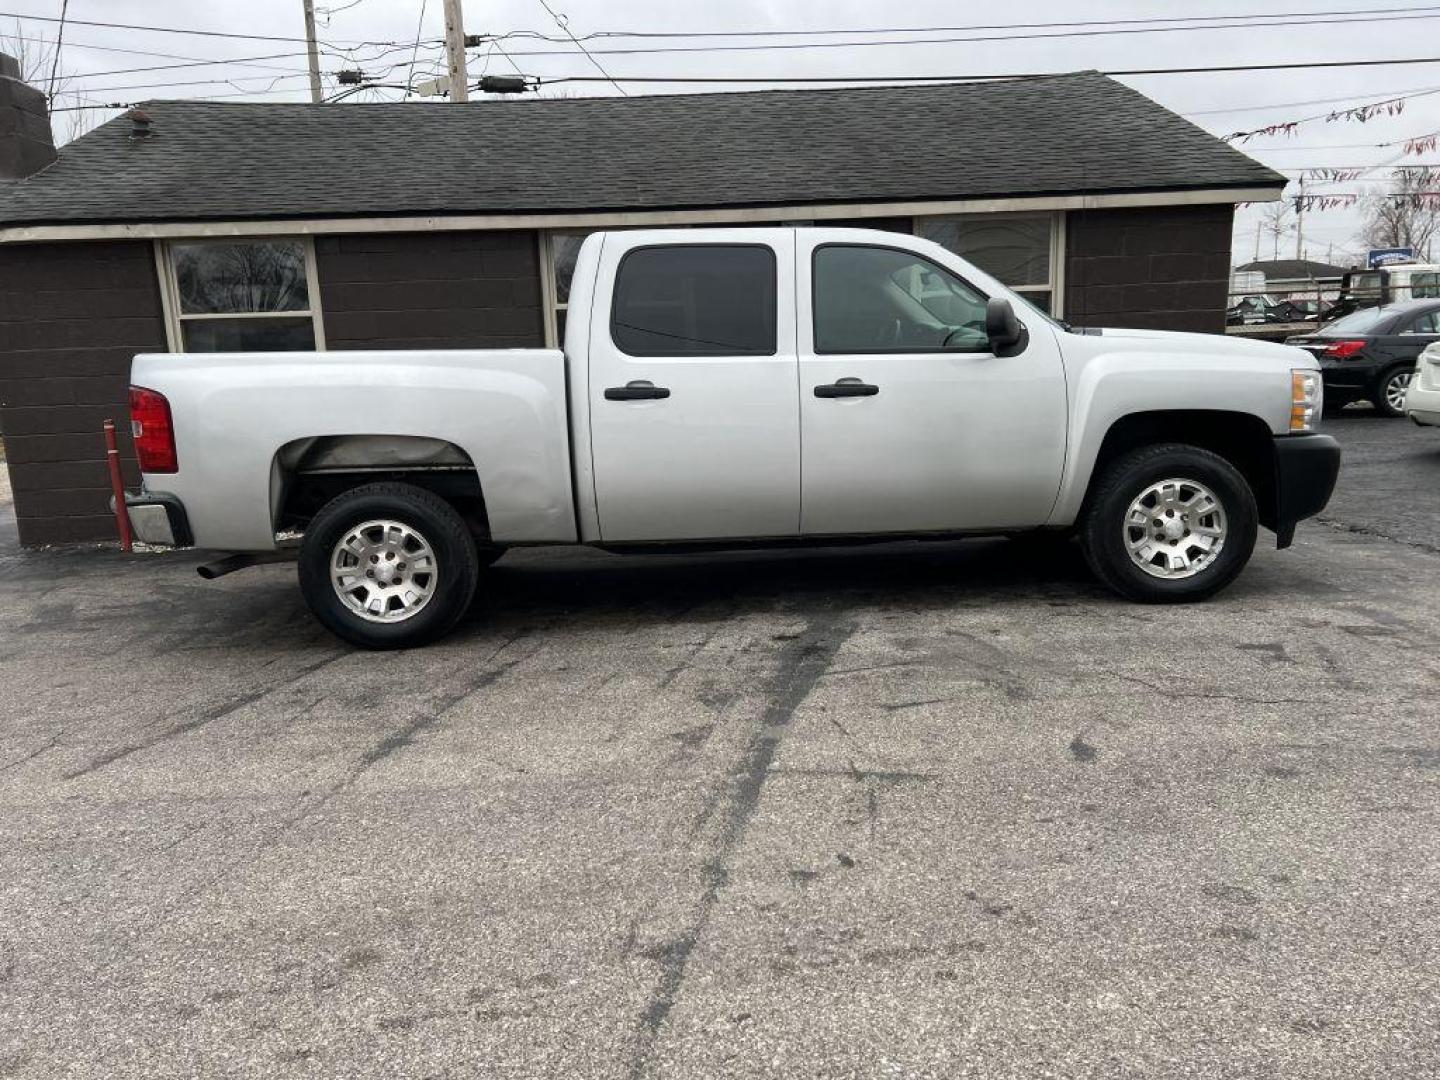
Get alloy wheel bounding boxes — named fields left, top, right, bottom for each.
left=330, top=519, right=439, bottom=623
left=1385, top=370, right=1415, bottom=414
left=1122, top=478, right=1227, bottom=580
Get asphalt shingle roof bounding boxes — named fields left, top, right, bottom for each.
left=1236, top=259, right=1354, bottom=278
left=0, top=72, right=1283, bottom=227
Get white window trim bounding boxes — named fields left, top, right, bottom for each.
left=913, top=210, right=1066, bottom=319
left=154, top=236, right=326, bottom=352
left=538, top=230, right=559, bottom=349
left=542, top=229, right=595, bottom=350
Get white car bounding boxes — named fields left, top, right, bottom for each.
left=1406, top=342, right=1440, bottom=427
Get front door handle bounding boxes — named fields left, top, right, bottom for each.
left=814, top=378, right=879, bottom=398
left=604, top=380, right=671, bottom=401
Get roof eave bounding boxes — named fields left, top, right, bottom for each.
left=0, top=182, right=1286, bottom=242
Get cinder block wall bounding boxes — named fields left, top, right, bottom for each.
left=0, top=240, right=161, bottom=545
left=1064, top=204, right=1235, bottom=333
left=316, top=230, right=545, bottom=349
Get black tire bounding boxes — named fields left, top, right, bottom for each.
left=298, top=482, right=479, bottom=649
left=1372, top=365, right=1415, bottom=418
left=1078, top=444, right=1258, bottom=604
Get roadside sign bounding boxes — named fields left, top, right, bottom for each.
left=1368, top=247, right=1414, bottom=268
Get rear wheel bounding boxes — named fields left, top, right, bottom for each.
left=1373, top=366, right=1415, bottom=418
left=298, top=482, right=479, bottom=649
left=1079, top=444, right=1258, bottom=603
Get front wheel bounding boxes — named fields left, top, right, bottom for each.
left=298, top=482, right=480, bottom=649
left=1373, top=366, right=1415, bottom=418
left=1079, top=444, right=1258, bottom=603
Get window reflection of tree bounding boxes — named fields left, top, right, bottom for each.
left=176, top=242, right=307, bottom=314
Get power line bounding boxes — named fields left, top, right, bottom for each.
left=1186, top=84, right=1440, bottom=117
left=0, top=29, right=318, bottom=75
left=495, top=8, right=1440, bottom=57
left=55, top=40, right=426, bottom=87
left=525, top=5, right=1440, bottom=41
left=52, top=73, right=314, bottom=96
left=534, top=56, right=1440, bottom=86
left=0, top=8, right=398, bottom=47
left=401, top=0, right=429, bottom=100
left=44, top=0, right=68, bottom=101
left=534, top=0, right=626, bottom=95
left=57, top=50, right=324, bottom=81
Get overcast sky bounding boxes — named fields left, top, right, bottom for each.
left=6, top=0, right=1440, bottom=267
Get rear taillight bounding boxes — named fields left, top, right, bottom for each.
left=128, top=385, right=178, bottom=473
left=1323, top=339, right=1367, bottom=360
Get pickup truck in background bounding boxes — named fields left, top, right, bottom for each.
left=125, top=227, right=1342, bottom=648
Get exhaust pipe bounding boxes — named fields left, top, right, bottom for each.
left=196, top=551, right=294, bottom=580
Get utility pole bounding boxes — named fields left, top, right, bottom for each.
left=1254, top=219, right=1262, bottom=261
left=1294, top=176, right=1306, bottom=260
left=302, top=0, right=323, bottom=103
left=442, top=0, right=469, bottom=102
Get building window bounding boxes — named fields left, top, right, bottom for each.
left=916, top=212, right=1064, bottom=315
left=547, top=230, right=593, bottom=346
left=159, top=238, right=324, bottom=351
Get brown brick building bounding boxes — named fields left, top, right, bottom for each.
left=0, top=65, right=1282, bottom=545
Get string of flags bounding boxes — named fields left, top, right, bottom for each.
left=1225, top=91, right=1415, bottom=142
left=1289, top=191, right=1440, bottom=210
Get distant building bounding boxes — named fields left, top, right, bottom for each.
left=1234, top=258, right=1352, bottom=299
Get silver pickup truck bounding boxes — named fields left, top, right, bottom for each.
left=124, top=227, right=1341, bottom=648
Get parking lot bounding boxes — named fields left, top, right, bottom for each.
left=0, top=412, right=1437, bottom=1079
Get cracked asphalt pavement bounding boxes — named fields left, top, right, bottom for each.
left=1, top=413, right=1438, bottom=1078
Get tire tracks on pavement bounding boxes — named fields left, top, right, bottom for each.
left=627, top=608, right=855, bottom=1080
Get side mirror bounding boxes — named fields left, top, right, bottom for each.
left=986, top=297, right=1026, bottom=355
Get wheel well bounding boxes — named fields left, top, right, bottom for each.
left=1086, top=411, right=1278, bottom=530
left=272, top=435, right=490, bottom=539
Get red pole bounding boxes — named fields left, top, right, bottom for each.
left=104, top=419, right=133, bottom=553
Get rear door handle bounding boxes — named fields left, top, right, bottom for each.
left=604, top=380, right=671, bottom=401
left=814, top=379, right=879, bottom=398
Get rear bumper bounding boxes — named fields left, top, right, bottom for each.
left=1319, top=362, right=1385, bottom=394
left=1406, top=382, right=1440, bottom=426
left=112, top=491, right=193, bottom=547
left=1270, top=433, right=1341, bottom=548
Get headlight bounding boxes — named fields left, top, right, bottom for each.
left=1291, top=369, right=1321, bottom=431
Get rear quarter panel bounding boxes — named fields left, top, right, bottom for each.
left=131, top=349, right=574, bottom=550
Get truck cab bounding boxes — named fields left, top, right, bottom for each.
left=572, top=228, right=1068, bottom=544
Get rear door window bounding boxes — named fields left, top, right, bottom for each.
left=1402, top=310, right=1440, bottom=335
left=610, top=245, right=776, bottom=356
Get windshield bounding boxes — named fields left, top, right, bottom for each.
left=1322, top=305, right=1391, bottom=335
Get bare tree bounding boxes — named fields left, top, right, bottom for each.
left=1, top=19, right=99, bottom=145
left=1359, top=170, right=1440, bottom=260
left=1260, top=199, right=1292, bottom=261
